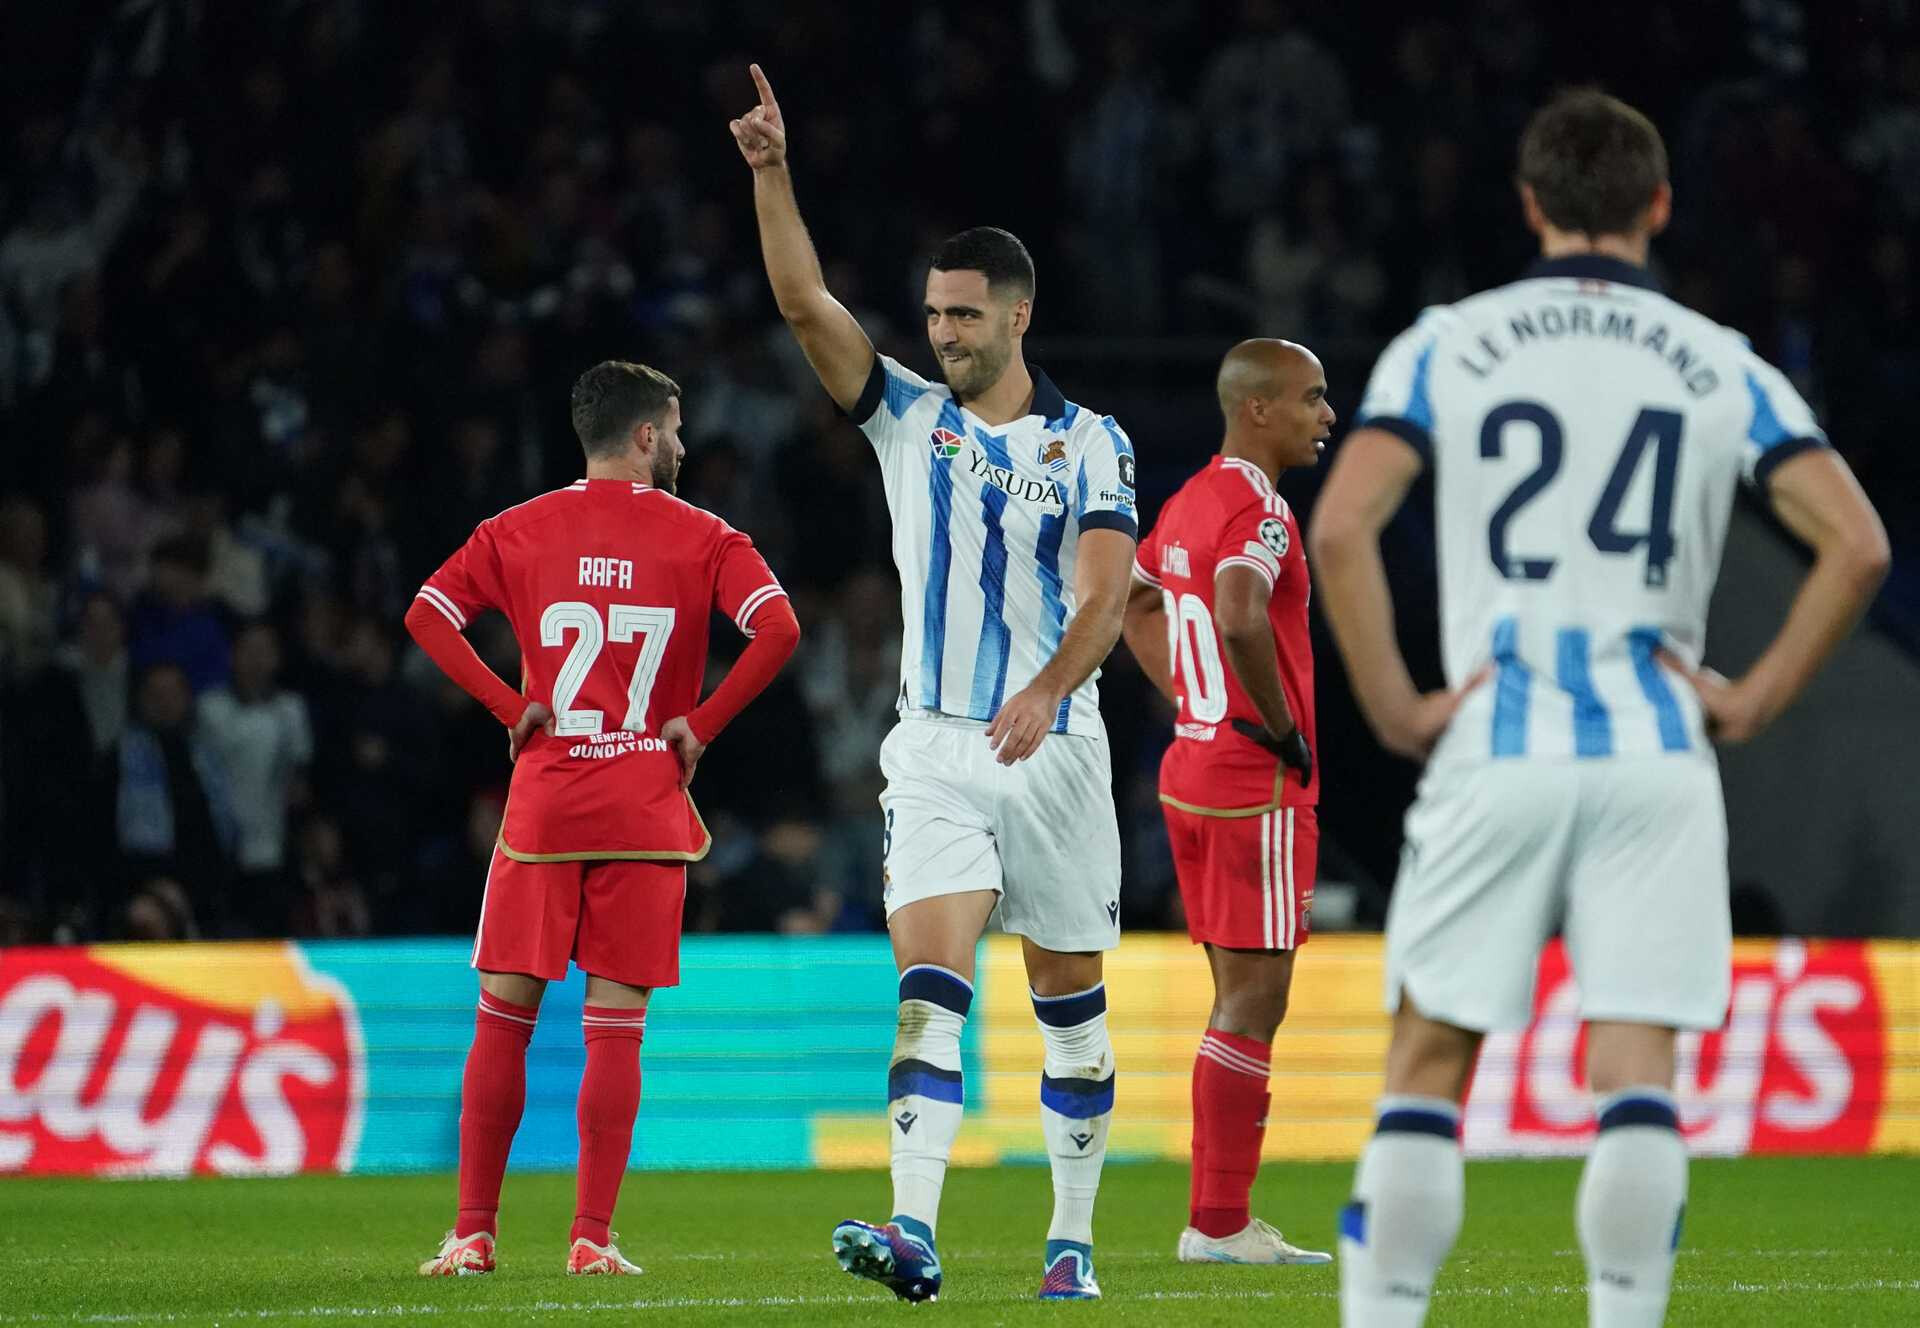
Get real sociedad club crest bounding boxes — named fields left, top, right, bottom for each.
left=930, top=427, right=964, bottom=460
left=1039, top=437, right=1069, bottom=473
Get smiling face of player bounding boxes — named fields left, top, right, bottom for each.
left=924, top=267, right=1029, bottom=403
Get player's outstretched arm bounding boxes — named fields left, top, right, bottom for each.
left=1121, top=575, right=1175, bottom=704
left=1310, top=428, right=1481, bottom=761
left=1661, top=449, right=1889, bottom=744
left=730, top=63, right=874, bottom=413
left=988, top=528, right=1135, bottom=764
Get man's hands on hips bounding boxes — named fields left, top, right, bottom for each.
left=660, top=716, right=706, bottom=788
left=508, top=701, right=552, bottom=762
left=1656, top=651, right=1770, bottom=744
left=986, top=682, right=1064, bottom=765
left=1230, top=718, right=1314, bottom=786
left=1371, top=669, right=1489, bottom=762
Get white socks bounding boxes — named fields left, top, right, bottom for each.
left=1579, top=1087, right=1687, bottom=1328
left=1337, top=1086, right=1687, bottom=1328
left=1032, top=984, right=1115, bottom=1246
left=887, top=964, right=972, bottom=1236
left=1339, top=1096, right=1464, bottom=1328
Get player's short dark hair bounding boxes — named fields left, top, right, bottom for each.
left=930, top=226, right=1035, bottom=301
left=1518, top=89, right=1669, bottom=238
left=569, top=360, right=681, bottom=457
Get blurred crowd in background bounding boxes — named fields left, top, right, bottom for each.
left=0, top=0, right=1914, bottom=945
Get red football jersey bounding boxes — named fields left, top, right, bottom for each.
left=1135, top=455, right=1317, bottom=812
left=417, top=478, right=786, bottom=859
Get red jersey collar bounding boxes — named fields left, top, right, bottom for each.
left=1215, top=455, right=1275, bottom=495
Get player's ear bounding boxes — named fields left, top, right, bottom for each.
left=1009, top=296, right=1031, bottom=338
left=1517, top=181, right=1547, bottom=237
left=1644, top=182, right=1673, bottom=238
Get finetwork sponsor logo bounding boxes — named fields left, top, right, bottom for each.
left=1117, top=454, right=1136, bottom=489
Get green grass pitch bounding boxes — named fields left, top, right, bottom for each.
left=2, top=1158, right=1917, bottom=1325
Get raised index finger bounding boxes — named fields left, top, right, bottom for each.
left=749, top=63, right=777, bottom=111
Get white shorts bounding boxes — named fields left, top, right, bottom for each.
left=878, top=711, right=1122, bottom=952
left=1385, top=754, right=1730, bottom=1033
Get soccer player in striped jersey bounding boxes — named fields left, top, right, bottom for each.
left=1123, top=339, right=1335, bottom=1269
left=406, top=362, right=800, bottom=1279
left=732, top=64, right=1134, bottom=1302
left=1312, top=92, right=1890, bottom=1327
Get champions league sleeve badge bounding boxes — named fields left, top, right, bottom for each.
left=1258, top=516, right=1290, bottom=557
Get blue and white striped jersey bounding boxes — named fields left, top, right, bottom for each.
left=851, top=354, right=1138, bottom=736
left=1356, top=255, right=1830, bottom=764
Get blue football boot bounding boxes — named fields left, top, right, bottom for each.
left=831, top=1215, right=942, bottom=1302
left=1038, top=1239, right=1101, bottom=1300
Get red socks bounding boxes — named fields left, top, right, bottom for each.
left=452, top=995, right=647, bottom=1246
left=455, top=992, right=539, bottom=1238
left=1189, top=1043, right=1210, bottom=1226
left=1190, top=1029, right=1273, bottom=1238
left=571, top=1005, right=647, bottom=1246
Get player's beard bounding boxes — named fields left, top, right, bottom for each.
left=942, top=329, right=1014, bottom=402
left=652, top=450, right=679, bottom=493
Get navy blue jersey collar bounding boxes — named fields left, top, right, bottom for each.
left=1524, top=254, right=1663, bottom=292
left=1029, top=366, right=1067, bottom=422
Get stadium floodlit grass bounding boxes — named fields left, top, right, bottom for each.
left=2, top=1158, right=1917, bottom=1325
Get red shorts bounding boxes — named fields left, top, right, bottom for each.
left=471, top=848, right=687, bottom=989
left=1163, top=802, right=1317, bottom=951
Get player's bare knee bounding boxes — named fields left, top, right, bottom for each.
left=583, top=975, right=651, bottom=1010
left=1264, top=986, right=1291, bottom=1033
left=889, top=891, right=996, bottom=981
left=1211, top=984, right=1289, bottom=1041
left=1586, top=1021, right=1677, bottom=1095
left=893, top=939, right=980, bottom=984
left=1384, top=996, right=1481, bottom=1101
left=479, top=970, right=546, bottom=1010
left=1205, top=947, right=1294, bottom=1039
left=1022, top=939, right=1102, bottom=998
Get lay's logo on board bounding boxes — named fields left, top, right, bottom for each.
left=0, top=944, right=364, bottom=1176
